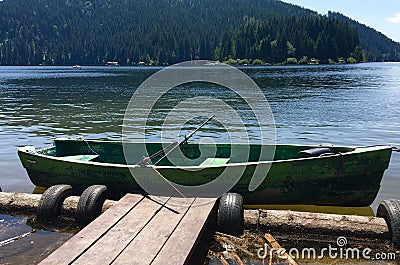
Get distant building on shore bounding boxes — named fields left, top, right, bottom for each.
left=106, top=61, right=119, bottom=66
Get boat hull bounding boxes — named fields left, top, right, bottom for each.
left=18, top=140, right=392, bottom=206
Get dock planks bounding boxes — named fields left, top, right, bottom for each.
left=39, top=194, right=217, bottom=265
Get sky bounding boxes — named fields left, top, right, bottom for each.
left=281, top=0, right=400, bottom=42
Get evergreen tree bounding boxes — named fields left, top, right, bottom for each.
left=0, top=0, right=398, bottom=65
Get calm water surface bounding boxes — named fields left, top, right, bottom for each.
left=1, top=63, right=400, bottom=263
left=1, top=63, right=399, bottom=207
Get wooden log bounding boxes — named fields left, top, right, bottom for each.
left=0, top=192, right=115, bottom=216
left=0, top=192, right=391, bottom=241
left=0, top=192, right=42, bottom=214
left=245, top=209, right=390, bottom=239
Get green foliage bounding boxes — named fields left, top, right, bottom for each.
left=0, top=0, right=398, bottom=65
left=329, top=12, right=400, bottom=62
left=347, top=57, right=357, bottom=64
left=298, top=56, right=309, bottom=64
left=238, top=59, right=250, bottom=65
left=217, top=15, right=361, bottom=64
left=286, top=58, right=298, bottom=64
left=352, top=46, right=365, bottom=63
left=223, top=58, right=239, bottom=65
left=252, top=59, right=264, bottom=65
left=286, top=41, right=296, bottom=56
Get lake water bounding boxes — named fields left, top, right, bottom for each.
left=1, top=63, right=399, bottom=209
left=1, top=63, right=400, bottom=264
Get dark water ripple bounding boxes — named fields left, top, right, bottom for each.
left=0, top=64, right=399, bottom=209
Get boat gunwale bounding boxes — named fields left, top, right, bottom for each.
left=18, top=143, right=392, bottom=169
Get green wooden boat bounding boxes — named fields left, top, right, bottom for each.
left=18, top=138, right=392, bottom=206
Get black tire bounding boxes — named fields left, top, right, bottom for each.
left=76, top=185, right=108, bottom=225
left=37, top=184, right=74, bottom=221
left=376, top=199, right=400, bottom=248
left=217, top=193, right=244, bottom=236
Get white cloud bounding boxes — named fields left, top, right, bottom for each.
left=386, top=12, right=400, bottom=23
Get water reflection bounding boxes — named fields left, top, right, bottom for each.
left=1, top=64, right=400, bottom=264
left=0, top=215, right=72, bottom=264
left=0, top=64, right=399, bottom=200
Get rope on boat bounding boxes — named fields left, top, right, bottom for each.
left=0, top=230, right=36, bottom=247
left=392, top=146, right=400, bottom=152
left=80, top=138, right=100, bottom=157
left=138, top=141, right=179, bottom=166
left=149, top=165, right=186, bottom=198
left=153, top=142, right=181, bottom=165
left=137, top=115, right=215, bottom=197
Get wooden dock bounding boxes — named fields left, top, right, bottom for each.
left=39, top=194, right=217, bottom=265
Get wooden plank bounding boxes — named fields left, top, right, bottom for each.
left=151, top=197, right=217, bottom=265
left=40, top=194, right=144, bottom=265
left=112, top=197, right=196, bottom=265
left=264, top=234, right=298, bottom=265
left=72, top=196, right=169, bottom=265
left=230, top=251, right=245, bottom=265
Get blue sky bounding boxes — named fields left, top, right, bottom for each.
left=281, top=0, right=400, bottom=42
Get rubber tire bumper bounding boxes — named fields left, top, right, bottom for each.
left=217, top=193, right=244, bottom=236
left=377, top=199, right=400, bottom=248
left=37, top=184, right=74, bottom=221
left=76, top=185, right=108, bottom=225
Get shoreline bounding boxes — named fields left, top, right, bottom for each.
left=0, top=191, right=391, bottom=240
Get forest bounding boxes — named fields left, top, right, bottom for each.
left=328, top=12, right=400, bottom=62
left=218, top=16, right=361, bottom=64
left=0, top=0, right=399, bottom=65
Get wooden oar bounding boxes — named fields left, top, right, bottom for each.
left=138, top=114, right=215, bottom=166
left=137, top=141, right=178, bottom=166
left=136, top=115, right=215, bottom=198
left=153, top=114, right=215, bottom=165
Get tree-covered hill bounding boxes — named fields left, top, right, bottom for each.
left=0, top=0, right=399, bottom=65
left=218, top=16, right=361, bottom=64
left=328, top=12, right=400, bottom=62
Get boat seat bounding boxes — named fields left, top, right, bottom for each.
left=199, top=158, right=230, bottom=166
left=60, top=154, right=99, bottom=161
left=299, top=148, right=332, bottom=158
